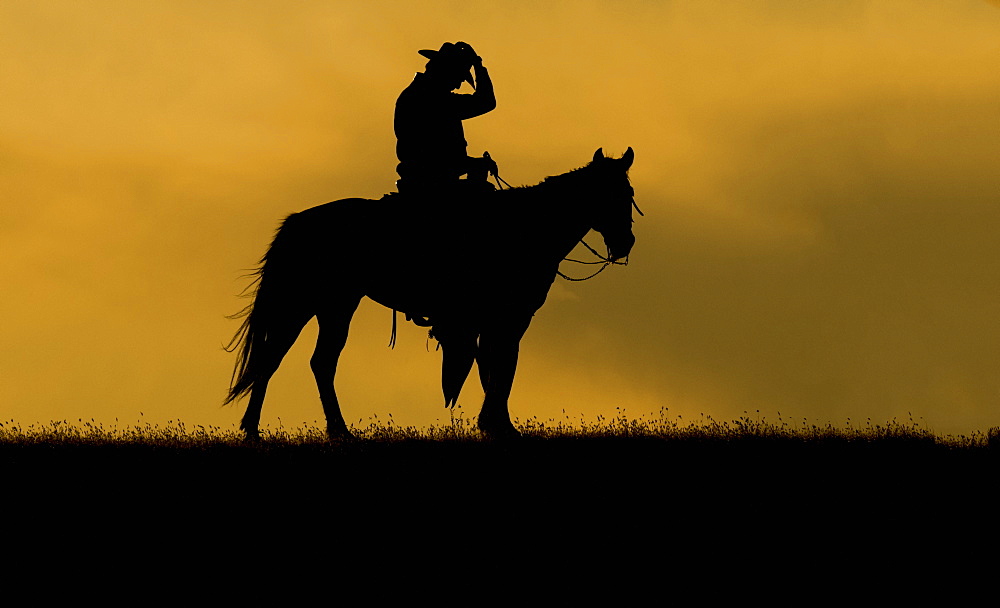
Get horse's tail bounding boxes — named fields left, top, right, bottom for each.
left=223, top=213, right=309, bottom=405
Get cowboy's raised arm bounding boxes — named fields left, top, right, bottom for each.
left=456, top=52, right=496, bottom=119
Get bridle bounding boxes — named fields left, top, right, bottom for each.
left=558, top=196, right=642, bottom=282
left=557, top=238, right=626, bottom=281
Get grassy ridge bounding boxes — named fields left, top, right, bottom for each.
left=1, top=409, right=993, bottom=447
left=3, top=411, right=993, bottom=494
left=6, top=412, right=991, bottom=577
left=3, top=413, right=994, bottom=543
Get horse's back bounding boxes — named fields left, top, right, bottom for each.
left=293, top=196, right=379, bottom=222
left=284, top=196, right=402, bottom=245
left=278, top=190, right=551, bottom=317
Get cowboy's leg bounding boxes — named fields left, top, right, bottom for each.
left=439, top=325, right=479, bottom=409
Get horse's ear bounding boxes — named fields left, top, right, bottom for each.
left=593, top=148, right=604, bottom=163
left=622, top=147, right=634, bottom=170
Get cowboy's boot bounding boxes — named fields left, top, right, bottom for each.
left=440, top=330, right=478, bottom=408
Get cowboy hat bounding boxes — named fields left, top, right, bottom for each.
left=418, top=42, right=476, bottom=88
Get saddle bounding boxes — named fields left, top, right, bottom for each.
left=394, top=176, right=496, bottom=198
left=385, top=153, right=508, bottom=346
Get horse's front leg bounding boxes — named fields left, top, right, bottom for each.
left=476, top=317, right=531, bottom=439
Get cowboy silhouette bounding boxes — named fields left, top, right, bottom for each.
left=394, top=41, right=497, bottom=195
left=392, top=42, right=502, bottom=407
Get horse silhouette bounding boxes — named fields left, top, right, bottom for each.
left=225, top=147, right=637, bottom=440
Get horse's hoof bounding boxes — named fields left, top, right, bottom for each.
left=326, top=426, right=359, bottom=442
left=242, top=430, right=262, bottom=444
left=478, top=422, right=522, bottom=441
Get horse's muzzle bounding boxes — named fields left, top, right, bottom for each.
left=605, top=231, right=635, bottom=261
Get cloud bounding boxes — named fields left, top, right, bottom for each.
left=2, top=1, right=999, bottom=435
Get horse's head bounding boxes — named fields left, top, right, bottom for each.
left=585, top=147, right=638, bottom=261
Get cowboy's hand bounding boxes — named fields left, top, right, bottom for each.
left=456, top=41, right=482, bottom=65
left=483, top=156, right=498, bottom=176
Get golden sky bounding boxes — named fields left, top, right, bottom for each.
left=2, top=0, right=999, bottom=435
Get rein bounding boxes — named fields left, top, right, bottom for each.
left=490, top=170, right=514, bottom=191
left=558, top=239, right=628, bottom=282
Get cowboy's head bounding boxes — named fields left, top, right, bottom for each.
left=419, top=42, right=477, bottom=91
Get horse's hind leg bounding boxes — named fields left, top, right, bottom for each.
left=312, top=297, right=362, bottom=440
left=241, top=314, right=312, bottom=441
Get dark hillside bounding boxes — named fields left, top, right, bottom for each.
left=4, top=420, right=993, bottom=530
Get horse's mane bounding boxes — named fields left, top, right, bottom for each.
left=490, top=156, right=632, bottom=216
left=376, top=156, right=625, bottom=221
left=540, top=161, right=598, bottom=185
left=493, top=159, right=602, bottom=202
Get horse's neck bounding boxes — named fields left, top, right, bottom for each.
left=517, top=179, right=594, bottom=264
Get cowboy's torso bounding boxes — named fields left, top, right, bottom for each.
left=394, top=73, right=469, bottom=179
